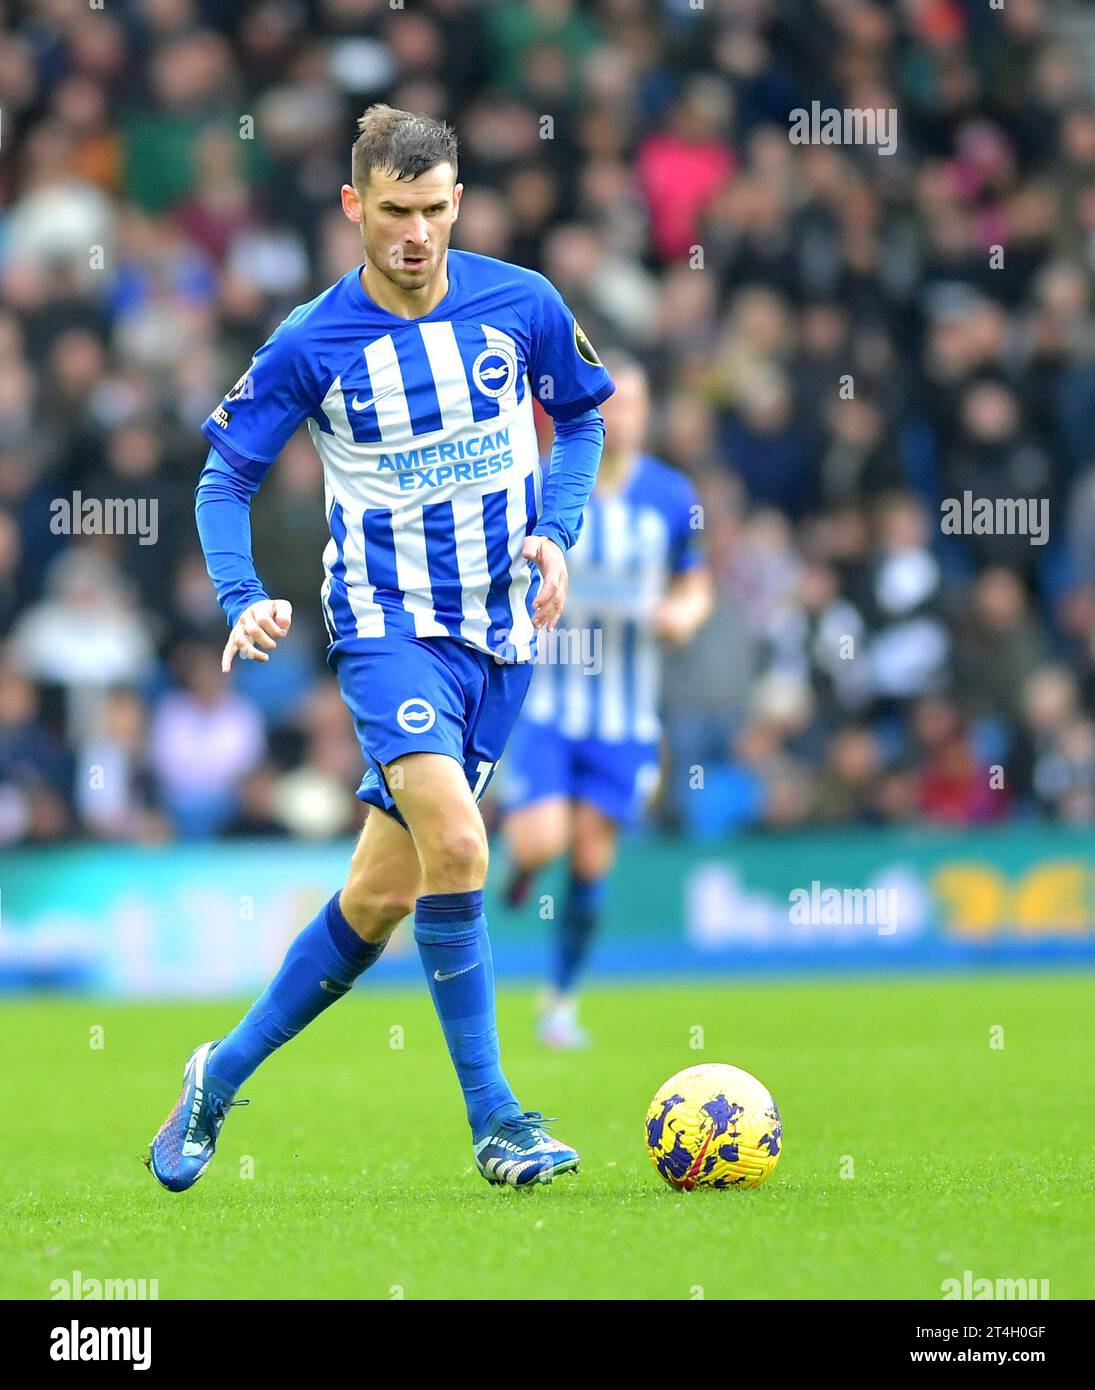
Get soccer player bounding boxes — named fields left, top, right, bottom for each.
left=146, top=106, right=613, bottom=1190
left=500, top=355, right=711, bottom=1048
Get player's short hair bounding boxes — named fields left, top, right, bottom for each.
left=351, top=104, right=458, bottom=189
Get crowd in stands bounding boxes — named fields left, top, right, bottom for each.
left=3, top=0, right=1095, bottom=844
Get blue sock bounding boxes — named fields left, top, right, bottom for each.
left=414, top=890, right=520, bottom=1139
left=554, top=874, right=606, bottom=993
left=207, top=893, right=385, bottom=1093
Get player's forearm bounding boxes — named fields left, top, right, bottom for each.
left=532, top=408, right=605, bottom=552
left=662, top=567, right=714, bottom=643
left=674, top=567, right=714, bottom=630
left=195, top=446, right=270, bottom=626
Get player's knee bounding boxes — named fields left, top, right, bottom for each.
left=338, top=882, right=416, bottom=942
left=571, top=812, right=616, bottom=879
left=571, top=840, right=614, bottom=881
left=508, top=819, right=566, bottom=870
left=423, top=820, right=488, bottom=889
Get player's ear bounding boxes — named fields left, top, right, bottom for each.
left=451, top=183, right=463, bottom=220
left=341, top=183, right=363, bottom=223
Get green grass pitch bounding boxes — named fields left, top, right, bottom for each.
left=2, top=973, right=1092, bottom=1300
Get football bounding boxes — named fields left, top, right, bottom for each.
left=645, top=1063, right=782, bottom=1191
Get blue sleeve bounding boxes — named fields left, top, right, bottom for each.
left=195, top=445, right=274, bottom=626
left=200, top=316, right=317, bottom=473
left=532, top=408, right=605, bottom=552
left=529, top=277, right=615, bottom=422
left=669, top=476, right=705, bottom=575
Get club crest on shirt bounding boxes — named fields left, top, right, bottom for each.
left=472, top=345, right=518, bottom=399
left=225, top=367, right=255, bottom=403
left=574, top=320, right=601, bottom=366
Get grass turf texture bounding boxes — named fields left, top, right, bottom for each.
left=2, top=974, right=1092, bottom=1300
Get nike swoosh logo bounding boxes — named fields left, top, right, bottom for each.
left=351, top=386, right=398, bottom=412
left=434, top=963, right=480, bottom=982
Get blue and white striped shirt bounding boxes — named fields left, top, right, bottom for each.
left=522, top=454, right=703, bottom=743
left=201, top=251, right=614, bottom=662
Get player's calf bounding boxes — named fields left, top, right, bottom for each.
left=338, top=880, right=417, bottom=942
left=502, top=797, right=571, bottom=908
left=414, top=889, right=520, bottom=1132
left=145, top=891, right=391, bottom=1194
left=389, top=741, right=580, bottom=1183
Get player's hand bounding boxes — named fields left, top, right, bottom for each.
left=653, top=596, right=693, bottom=645
left=653, top=570, right=713, bottom=646
left=222, top=598, right=293, bottom=672
left=524, top=535, right=568, bottom=630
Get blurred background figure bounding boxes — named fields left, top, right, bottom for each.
left=501, top=355, right=711, bottom=1046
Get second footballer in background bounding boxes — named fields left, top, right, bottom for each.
left=502, top=355, right=712, bottom=1047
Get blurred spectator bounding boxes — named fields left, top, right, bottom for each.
left=913, top=696, right=1009, bottom=825
left=0, top=664, right=72, bottom=844
left=952, top=567, right=1048, bottom=726
left=1030, top=715, right=1095, bottom=822
left=1013, top=664, right=1095, bottom=820
left=813, top=724, right=886, bottom=826
left=148, top=644, right=265, bottom=838
left=637, top=77, right=736, bottom=263
left=864, top=495, right=949, bottom=709
left=942, top=378, right=1055, bottom=575
left=75, top=687, right=168, bottom=842
left=223, top=765, right=291, bottom=839
left=9, top=548, right=156, bottom=741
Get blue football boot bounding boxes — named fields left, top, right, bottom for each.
left=144, top=1040, right=248, bottom=1193
left=473, top=1111, right=580, bottom=1187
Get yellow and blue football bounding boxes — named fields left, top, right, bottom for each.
left=645, top=1063, right=782, bottom=1191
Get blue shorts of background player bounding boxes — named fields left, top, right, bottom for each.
left=330, top=634, right=533, bottom=827
left=500, top=718, right=661, bottom=828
